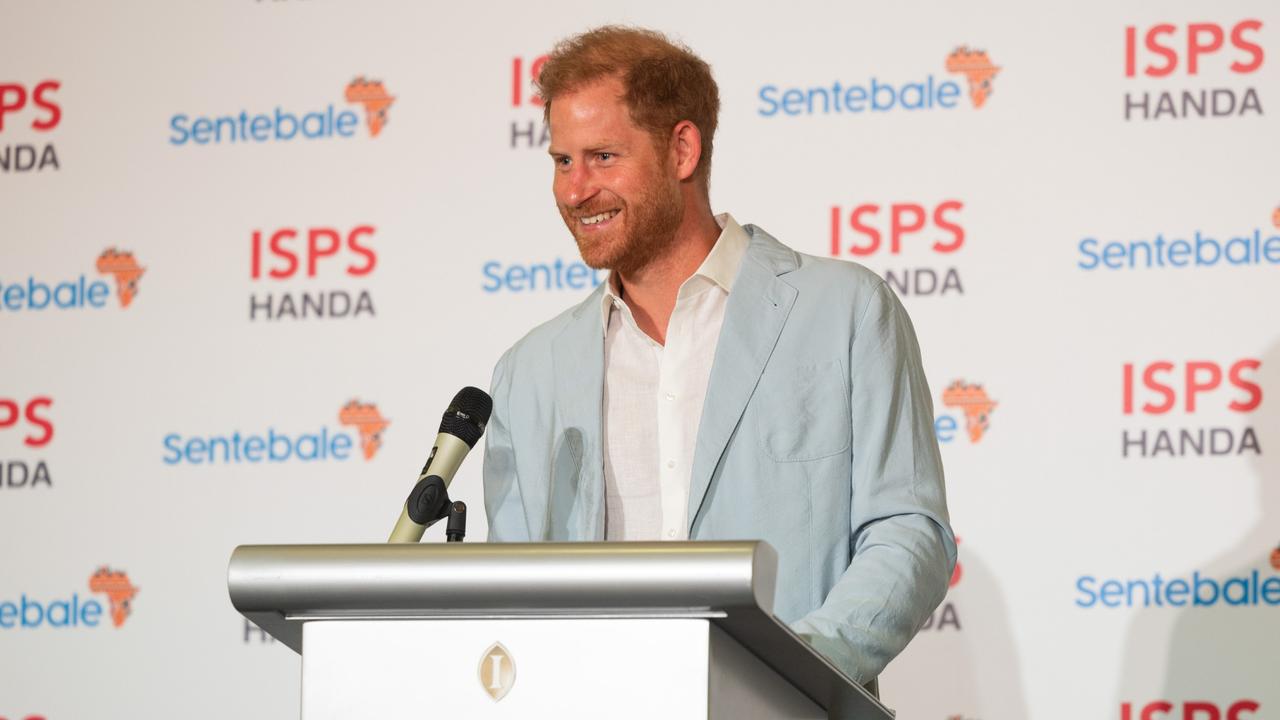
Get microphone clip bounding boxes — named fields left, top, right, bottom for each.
left=405, top=475, right=467, bottom=542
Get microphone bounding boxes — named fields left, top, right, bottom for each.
left=388, top=387, right=493, bottom=543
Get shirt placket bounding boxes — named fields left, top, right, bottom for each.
left=657, top=295, right=693, bottom=540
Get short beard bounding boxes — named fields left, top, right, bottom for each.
left=563, top=174, right=684, bottom=277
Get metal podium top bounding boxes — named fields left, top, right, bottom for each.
left=228, top=541, right=891, bottom=719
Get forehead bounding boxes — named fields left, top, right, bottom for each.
left=548, top=77, right=644, bottom=147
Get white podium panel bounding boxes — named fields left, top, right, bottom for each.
left=302, top=618, right=711, bottom=719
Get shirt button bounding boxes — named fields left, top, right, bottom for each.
left=666, top=460, right=675, bottom=469
left=667, top=529, right=676, bottom=539
left=665, top=392, right=676, bottom=401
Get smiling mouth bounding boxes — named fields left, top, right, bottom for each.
left=579, top=209, right=620, bottom=226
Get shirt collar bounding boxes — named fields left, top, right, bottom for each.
left=599, top=213, right=749, bottom=329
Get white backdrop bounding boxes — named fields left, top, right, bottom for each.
left=2, top=1, right=1277, bottom=718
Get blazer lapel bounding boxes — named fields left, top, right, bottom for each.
left=551, top=286, right=607, bottom=540
left=687, top=228, right=799, bottom=530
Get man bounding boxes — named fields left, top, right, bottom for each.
left=483, top=26, right=955, bottom=684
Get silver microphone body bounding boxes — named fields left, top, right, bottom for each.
left=388, top=432, right=473, bottom=543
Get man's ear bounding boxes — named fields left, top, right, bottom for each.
left=670, top=120, right=702, bottom=182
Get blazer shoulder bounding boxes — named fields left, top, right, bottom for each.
left=742, top=223, right=887, bottom=302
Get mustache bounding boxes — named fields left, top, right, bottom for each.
left=561, top=202, right=621, bottom=218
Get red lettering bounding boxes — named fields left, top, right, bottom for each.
left=1228, top=359, right=1262, bottom=412
left=1142, top=361, right=1176, bottom=415
left=1125, top=27, right=1137, bottom=77
left=1143, top=701, right=1174, bottom=720
left=24, top=397, right=53, bottom=448
left=1183, top=701, right=1220, bottom=720
left=932, top=200, right=965, bottom=252
left=1123, top=363, right=1135, bottom=415
left=31, top=80, right=60, bottom=131
left=1185, top=361, right=1223, bottom=412
left=1227, top=700, right=1260, bottom=720
left=0, top=83, right=27, bottom=131
left=0, top=399, right=18, bottom=429
left=346, top=225, right=377, bottom=276
left=512, top=55, right=549, bottom=107
left=307, top=228, right=341, bottom=277
left=1186, top=24, right=1225, bottom=75
left=890, top=203, right=926, bottom=254
left=848, top=204, right=881, bottom=256
left=1144, top=24, right=1180, bottom=77
left=1230, top=20, right=1265, bottom=73
left=251, top=230, right=262, bottom=279
left=268, top=229, right=298, bottom=279
left=829, top=206, right=841, bottom=256
left=511, top=57, right=522, bottom=107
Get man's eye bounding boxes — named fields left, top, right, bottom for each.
left=597, top=152, right=613, bottom=161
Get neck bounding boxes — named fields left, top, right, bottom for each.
left=617, top=204, right=722, bottom=346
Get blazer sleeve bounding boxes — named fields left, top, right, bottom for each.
left=790, top=280, right=957, bottom=684
left=483, top=348, right=532, bottom=542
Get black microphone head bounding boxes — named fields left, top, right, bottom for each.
left=440, top=386, right=493, bottom=447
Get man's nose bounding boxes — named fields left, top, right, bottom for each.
left=562, top=163, right=598, bottom=208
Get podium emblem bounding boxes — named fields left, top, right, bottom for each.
left=479, top=642, right=516, bottom=701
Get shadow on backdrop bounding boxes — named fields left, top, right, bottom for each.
left=1119, top=338, right=1279, bottom=711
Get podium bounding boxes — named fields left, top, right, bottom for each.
left=228, top=541, right=894, bottom=719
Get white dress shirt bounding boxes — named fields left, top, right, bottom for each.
left=601, top=213, right=750, bottom=541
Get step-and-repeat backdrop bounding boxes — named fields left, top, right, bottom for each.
left=3, top=1, right=1277, bottom=718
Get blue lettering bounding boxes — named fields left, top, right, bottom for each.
left=1074, top=576, right=1098, bottom=608
left=504, top=264, right=528, bottom=291
left=1076, top=239, right=1100, bottom=270
left=336, top=111, right=358, bottom=136
left=162, top=434, right=182, bottom=464
left=249, top=114, right=270, bottom=141
left=1166, top=578, right=1189, bottom=606
left=192, top=117, right=214, bottom=144
left=937, top=81, right=961, bottom=108
left=81, top=599, right=102, bottom=627
left=757, top=85, right=780, bottom=117
left=934, top=414, right=957, bottom=443
left=331, top=432, right=352, bottom=460
left=184, top=436, right=207, bottom=464
left=169, top=114, right=191, bottom=145
left=781, top=89, right=806, bottom=115
left=1099, top=579, right=1124, bottom=607
left=481, top=261, right=503, bottom=292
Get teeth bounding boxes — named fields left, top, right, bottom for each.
left=581, top=210, right=619, bottom=225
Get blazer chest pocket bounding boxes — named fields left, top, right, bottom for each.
left=754, top=359, right=851, bottom=462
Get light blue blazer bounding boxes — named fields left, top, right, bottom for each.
left=483, top=225, right=956, bottom=682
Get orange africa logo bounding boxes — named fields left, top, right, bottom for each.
left=339, top=400, right=389, bottom=460
left=88, top=566, right=138, bottom=628
left=946, top=47, right=1000, bottom=108
left=942, top=380, right=997, bottom=443
left=345, top=77, right=395, bottom=137
left=1270, top=545, right=1280, bottom=572
left=1271, top=206, right=1280, bottom=230
left=96, top=248, right=145, bottom=308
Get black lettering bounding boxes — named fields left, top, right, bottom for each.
left=1240, top=88, right=1263, bottom=116
left=327, top=290, right=351, bottom=317
left=1124, top=92, right=1149, bottom=121
left=249, top=294, right=273, bottom=321
left=353, top=290, right=375, bottom=317
left=301, top=292, right=324, bottom=319
left=1122, top=429, right=1147, bottom=458
left=1239, top=426, right=1261, bottom=455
